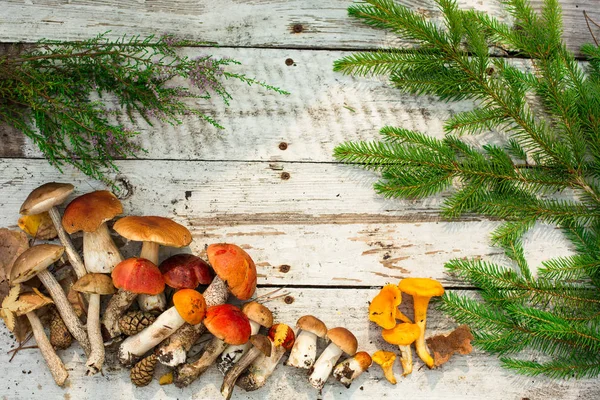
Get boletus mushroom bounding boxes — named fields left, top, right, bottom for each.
left=221, top=334, right=271, bottom=400
left=72, top=273, right=115, bottom=374
left=118, top=289, right=206, bottom=366
left=10, top=244, right=91, bottom=355
left=398, top=278, right=444, bottom=368
left=160, top=253, right=214, bottom=290
left=102, top=257, right=165, bottom=338
left=217, top=301, right=273, bottom=374
left=19, top=183, right=86, bottom=279
left=382, top=322, right=420, bottom=376
left=174, top=304, right=251, bottom=387
left=286, top=315, right=327, bottom=369
left=333, top=351, right=372, bottom=388
left=1, top=285, right=68, bottom=386
left=113, top=216, right=192, bottom=313
left=157, top=243, right=257, bottom=367
left=308, top=327, right=358, bottom=391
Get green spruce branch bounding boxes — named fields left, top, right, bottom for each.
left=0, top=32, right=288, bottom=185
left=334, top=0, right=600, bottom=378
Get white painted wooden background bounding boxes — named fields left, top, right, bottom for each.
left=1, top=1, right=599, bottom=399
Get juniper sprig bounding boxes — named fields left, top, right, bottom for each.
left=0, top=32, right=287, bottom=185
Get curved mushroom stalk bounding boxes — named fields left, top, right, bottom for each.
left=333, top=351, right=372, bottom=388
left=308, top=342, right=343, bottom=390
left=102, top=289, right=139, bottom=338
left=236, top=341, right=286, bottom=391
left=373, top=350, right=397, bottom=385
left=85, top=294, right=104, bottom=374
left=221, top=335, right=270, bottom=400
left=27, top=311, right=69, bottom=386
left=217, top=319, right=261, bottom=374
left=286, top=330, right=318, bottom=369
left=175, top=337, right=229, bottom=388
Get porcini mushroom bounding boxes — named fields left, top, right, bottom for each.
left=1, top=285, right=68, bottom=386
left=160, top=253, right=214, bottom=290
left=382, top=322, right=420, bottom=376
left=157, top=243, right=257, bottom=367
left=372, top=350, right=397, bottom=384
left=369, top=284, right=411, bottom=329
left=174, top=304, right=251, bottom=387
left=217, top=301, right=273, bottom=374
left=114, top=216, right=192, bottom=313
left=19, top=183, right=86, bottom=279
left=333, top=351, right=372, bottom=388
left=119, top=289, right=206, bottom=365
left=10, top=244, right=91, bottom=355
left=236, top=323, right=295, bottom=392
left=398, top=278, right=445, bottom=368
left=308, top=327, right=358, bottom=391
left=72, top=273, right=115, bottom=374
left=62, top=190, right=123, bottom=274
left=286, top=315, right=327, bottom=369
left=221, top=334, right=271, bottom=400
left=102, top=257, right=165, bottom=338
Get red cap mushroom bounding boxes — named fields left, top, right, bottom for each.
left=160, top=253, right=214, bottom=290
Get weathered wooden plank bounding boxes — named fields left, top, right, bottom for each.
left=0, top=288, right=596, bottom=399
left=1, top=1, right=597, bottom=55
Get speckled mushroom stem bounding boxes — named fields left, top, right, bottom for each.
left=308, top=342, right=343, bottom=390
left=236, top=341, right=287, bottom=392
left=137, top=242, right=166, bottom=313
left=221, top=346, right=262, bottom=400
left=174, top=337, right=229, bottom=388
left=85, top=294, right=104, bottom=375
left=26, top=311, right=69, bottom=387
left=48, top=207, right=86, bottom=279
left=37, top=269, right=91, bottom=356
left=102, top=289, right=139, bottom=338
left=157, top=276, right=228, bottom=366
left=217, top=320, right=261, bottom=374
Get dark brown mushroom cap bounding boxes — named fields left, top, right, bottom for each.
left=296, top=315, right=327, bottom=338
left=72, top=273, right=116, bottom=295
left=10, top=244, right=64, bottom=284
left=250, top=334, right=272, bottom=357
left=327, top=327, right=358, bottom=356
left=242, top=301, right=273, bottom=328
left=113, top=216, right=192, bottom=247
left=62, top=191, right=123, bottom=233
left=20, top=183, right=74, bottom=215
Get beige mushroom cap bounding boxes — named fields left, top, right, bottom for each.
left=327, top=327, right=358, bottom=356
left=297, top=315, right=327, bottom=338
left=10, top=244, right=64, bottom=284
left=113, top=216, right=192, bottom=247
left=62, top=191, right=123, bottom=233
left=73, top=273, right=116, bottom=295
left=20, top=183, right=74, bottom=215
left=14, top=289, right=54, bottom=316
left=242, top=301, right=273, bottom=328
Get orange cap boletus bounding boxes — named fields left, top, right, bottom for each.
left=207, top=243, right=257, bottom=301
left=173, top=289, right=207, bottom=325
left=204, top=304, right=251, bottom=345
left=111, top=258, right=165, bottom=295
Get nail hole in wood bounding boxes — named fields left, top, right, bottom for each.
left=292, top=24, right=304, bottom=33
left=279, top=142, right=288, bottom=150
left=279, top=264, right=291, bottom=273
left=281, top=172, right=290, bottom=180
left=284, top=296, right=294, bottom=304
left=285, top=58, right=294, bottom=66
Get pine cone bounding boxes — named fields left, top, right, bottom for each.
left=119, top=311, right=157, bottom=336
left=49, top=307, right=72, bottom=350
left=130, top=354, right=157, bottom=387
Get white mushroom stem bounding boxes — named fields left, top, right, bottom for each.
left=217, top=319, right=261, bottom=374
left=48, top=207, right=86, bottom=279
left=308, top=342, right=343, bottom=390
left=236, top=340, right=287, bottom=391
left=286, top=330, right=318, bottom=369
left=157, top=276, right=229, bottom=366
left=83, top=223, right=123, bottom=273
left=26, top=311, right=69, bottom=387
left=174, top=337, right=228, bottom=388
left=85, top=294, right=104, bottom=375
left=119, top=306, right=185, bottom=366
left=102, top=289, right=139, bottom=338
left=37, top=269, right=91, bottom=356
left=221, top=345, right=263, bottom=400
left=399, top=345, right=413, bottom=376
left=137, top=241, right=165, bottom=313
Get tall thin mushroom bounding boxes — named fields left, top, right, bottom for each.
left=10, top=244, right=91, bottom=355
left=19, top=183, right=86, bottom=279
left=286, top=315, right=327, bottom=369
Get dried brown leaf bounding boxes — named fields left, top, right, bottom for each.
left=18, top=213, right=58, bottom=241
left=426, top=324, right=474, bottom=367
left=0, top=228, right=29, bottom=283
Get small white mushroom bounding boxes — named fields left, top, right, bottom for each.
left=308, top=327, right=357, bottom=391
left=286, top=315, right=327, bottom=369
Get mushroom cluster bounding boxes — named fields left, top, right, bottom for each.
left=368, top=278, right=445, bottom=383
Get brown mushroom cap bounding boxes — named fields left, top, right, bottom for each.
left=62, top=191, right=123, bottom=233
left=296, top=315, right=327, bottom=337
left=72, top=273, right=116, bottom=295
left=327, top=327, right=358, bottom=356
left=113, top=216, right=192, bottom=247
left=20, top=183, right=74, bottom=215
left=241, top=301, right=273, bottom=328
left=13, top=289, right=54, bottom=316
left=250, top=334, right=272, bottom=357
left=10, top=244, right=64, bottom=284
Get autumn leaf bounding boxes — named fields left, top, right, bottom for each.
left=426, top=325, right=474, bottom=367
left=0, top=228, right=29, bottom=284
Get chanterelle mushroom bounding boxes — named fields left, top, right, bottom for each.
left=2, top=285, right=68, bottom=386
left=11, top=244, right=91, bottom=355
left=372, top=350, right=397, bottom=384
left=19, top=183, right=86, bottom=279
left=114, top=216, right=192, bottom=313
left=308, top=327, right=358, bottom=391
left=73, top=273, right=115, bottom=375
left=217, top=301, right=273, bottom=374
left=382, top=322, right=420, bottom=376
left=286, top=315, right=327, bottom=369
left=333, top=351, right=372, bottom=388
left=398, top=278, right=445, bottom=368
left=369, top=284, right=411, bottom=329
left=221, top=334, right=271, bottom=400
